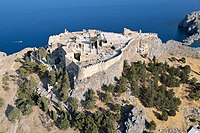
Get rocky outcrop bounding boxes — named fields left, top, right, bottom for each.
left=165, top=40, right=200, bottom=58
left=179, top=11, right=200, bottom=35
left=179, top=11, right=200, bottom=45
left=124, top=106, right=146, bottom=133
left=0, top=52, right=7, bottom=60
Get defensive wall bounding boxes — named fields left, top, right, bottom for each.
left=76, top=38, right=136, bottom=80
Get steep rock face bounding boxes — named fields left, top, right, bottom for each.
left=179, top=11, right=200, bottom=35
left=124, top=106, right=146, bottom=133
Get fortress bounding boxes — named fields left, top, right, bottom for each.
left=47, top=28, right=158, bottom=80
left=46, top=28, right=200, bottom=99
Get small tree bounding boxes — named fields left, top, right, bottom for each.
left=58, top=117, right=70, bottom=130
left=52, top=111, right=58, bottom=121
left=37, top=64, right=48, bottom=77
left=7, top=107, right=21, bottom=123
left=146, top=120, right=157, bottom=130
left=179, top=57, right=186, bottom=63
left=115, top=76, right=127, bottom=94
left=101, top=92, right=112, bottom=103
left=15, top=58, right=21, bottom=62
left=161, top=110, right=168, bottom=121
left=0, top=97, right=4, bottom=108
left=84, top=89, right=97, bottom=110
left=107, top=83, right=115, bottom=93
left=168, top=109, right=176, bottom=116
left=152, top=56, right=157, bottom=63
left=37, top=97, right=49, bottom=113
left=190, top=77, right=198, bottom=85
left=170, top=57, right=176, bottom=62
left=49, top=69, right=56, bottom=85
left=68, top=97, right=79, bottom=112
left=110, top=103, right=121, bottom=112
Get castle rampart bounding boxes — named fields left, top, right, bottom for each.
left=77, top=39, right=136, bottom=80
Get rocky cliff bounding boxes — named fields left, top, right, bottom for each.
left=179, top=11, right=200, bottom=35
left=179, top=11, right=200, bottom=45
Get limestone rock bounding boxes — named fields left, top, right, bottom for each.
left=124, top=106, right=146, bottom=133
left=179, top=11, right=200, bottom=35
left=0, top=52, right=7, bottom=59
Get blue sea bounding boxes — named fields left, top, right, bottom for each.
left=0, top=0, right=200, bottom=55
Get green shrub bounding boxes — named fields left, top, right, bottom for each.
left=170, top=57, right=177, bottom=62
left=168, top=109, right=176, bottom=116
left=8, top=107, right=21, bottom=123
left=110, top=103, right=121, bottom=112
left=146, top=120, right=157, bottom=130
left=0, top=98, right=4, bottom=108
left=15, top=58, right=21, bottom=62
left=3, top=85, right=10, bottom=91
left=179, top=57, right=186, bottom=63
left=68, top=97, right=79, bottom=112
left=161, top=111, right=168, bottom=121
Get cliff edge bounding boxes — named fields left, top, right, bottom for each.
left=179, top=11, right=200, bottom=35
left=179, top=11, right=200, bottom=45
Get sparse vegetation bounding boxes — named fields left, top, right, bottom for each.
left=118, top=58, right=186, bottom=120
left=2, top=75, right=10, bottom=91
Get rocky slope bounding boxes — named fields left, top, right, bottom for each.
left=124, top=106, right=146, bottom=133
left=179, top=11, right=200, bottom=45
left=179, top=11, right=200, bottom=35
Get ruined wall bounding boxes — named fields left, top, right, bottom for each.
left=77, top=39, right=136, bottom=80
left=78, top=52, right=123, bottom=80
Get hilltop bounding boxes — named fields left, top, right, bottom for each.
left=0, top=28, right=200, bottom=133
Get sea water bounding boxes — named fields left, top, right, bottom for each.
left=0, top=0, right=200, bottom=54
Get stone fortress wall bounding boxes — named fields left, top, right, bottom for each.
left=47, top=28, right=160, bottom=81
left=47, top=28, right=200, bottom=99
left=76, top=38, right=136, bottom=80
left=75, top=30, right=159, bottom=80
